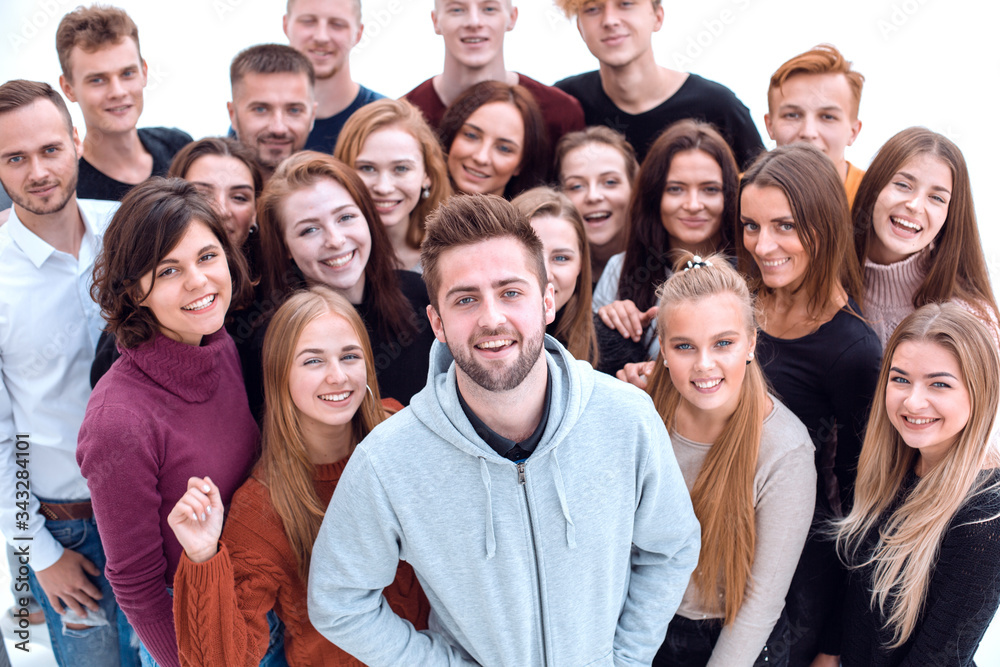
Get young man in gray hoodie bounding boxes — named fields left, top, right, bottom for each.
left=308, top=193, right=700, bottom=666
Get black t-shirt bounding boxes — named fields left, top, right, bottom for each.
left=554, top=71, right=763, bottom=168
left=356, top=270, right=437, bottom=406
left=76, top=126, right=193, bottom=201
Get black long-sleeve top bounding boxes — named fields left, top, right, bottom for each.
left=841, top=469, right=1000, bottom=666
left=755, top=299, right=882, bottom=514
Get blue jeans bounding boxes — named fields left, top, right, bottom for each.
left=138, top=604, right=288, bottom=667
left=26, top=506, right=140, bottom=667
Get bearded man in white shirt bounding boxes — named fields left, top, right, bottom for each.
left=0, top=79, right=135, bottom=666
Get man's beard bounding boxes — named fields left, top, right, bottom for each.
left=2, top=172, right=77, bottom=217
left=451, top=321, right=545, bottom=393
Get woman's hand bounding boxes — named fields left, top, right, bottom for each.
left=808, top=653, right=840, bottom=667
left=616, top=361, right=656, bottom=390
left=598, top=300, right=657, bottom=342
left=167, top=476, right=224, bottom=564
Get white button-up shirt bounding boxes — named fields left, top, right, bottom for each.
left=0, top=199, right=118, bottom=570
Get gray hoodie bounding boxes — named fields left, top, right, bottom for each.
left=308, top=335, right=700, bottom=666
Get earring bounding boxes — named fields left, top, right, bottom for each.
left=746, top=352, right=754, bottom=366
left=366, top=385, right=375, bottom=403
left=421, top=185, right=431, bottom=200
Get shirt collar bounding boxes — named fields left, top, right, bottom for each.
left=7, top=201, right=97, bottom=269
left=456, top=370, right=553, bottom=460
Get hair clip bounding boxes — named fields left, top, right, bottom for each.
left=683, top=256, right=712, bottom=272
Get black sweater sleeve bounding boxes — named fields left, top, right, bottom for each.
left=824, top=331, right=882, bottom=511
left=898, top=499, right=1000, bottom=666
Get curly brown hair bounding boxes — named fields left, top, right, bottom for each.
left=92, top=177, right=253, bottom=348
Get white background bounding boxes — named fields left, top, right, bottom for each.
left=1, top=0, right=999, bottom=662
left=0, top=0, right=998, bottom=285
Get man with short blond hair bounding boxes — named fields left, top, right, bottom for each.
left=284, top=0, right=385, bottom=152
left=554, top=0, right=762, bottom=166
left=56, top=5, right=191, bottom=201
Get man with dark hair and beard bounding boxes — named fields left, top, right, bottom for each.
left=0, top=79, right=136, bottom=666
left=308, top=193, right=700, bottom=666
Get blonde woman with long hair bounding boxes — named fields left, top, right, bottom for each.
left=168, top=286, right=428, bottom=666
left=512, top=186, right=599, bottom=367
left=836, top=303, right=1000, bottom=666
left=646, top=253, right=816, bottom=666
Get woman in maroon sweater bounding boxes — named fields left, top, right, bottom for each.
left=77, top=178, right=259, bottom=667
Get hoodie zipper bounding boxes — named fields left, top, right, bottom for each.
left=518, top=462, right=548, bottom=665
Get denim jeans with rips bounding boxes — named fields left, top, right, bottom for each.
left=26, top=505, right=140, bottom=667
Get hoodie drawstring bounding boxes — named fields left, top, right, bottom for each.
left=479, top=457, right=496, bottom=559
left=550, top=450, right=577, bottom=549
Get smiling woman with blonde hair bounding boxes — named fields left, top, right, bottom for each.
left=836, top=303, right=1000, bottom=665
left=646, top=253, right=815, bottom=666
left=170, top=285, right=428, bottom=666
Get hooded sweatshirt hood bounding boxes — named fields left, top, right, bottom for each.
left=409, top=335, right=590, bottom=557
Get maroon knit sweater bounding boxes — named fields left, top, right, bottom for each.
left=78, top=329, right=259, bottom=667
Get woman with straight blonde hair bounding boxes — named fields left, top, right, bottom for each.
left=512, top=186, right=599, bottom=366
left=334, top=98, right=452, bottom=271
left=836, top=303, right=1000, bottom=666
left=169, top=285, right=428, bottom=666
left=646, top=253, right=815, bottom=667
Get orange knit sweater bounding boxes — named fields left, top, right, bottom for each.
left=173, top=457, right=429, bottom=666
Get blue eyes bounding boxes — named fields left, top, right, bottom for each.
left=890, top=376, right=951, bottom=389
left=673, top=340, right=733, bottom=351
left=304, top=353, right=362, bottom=366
